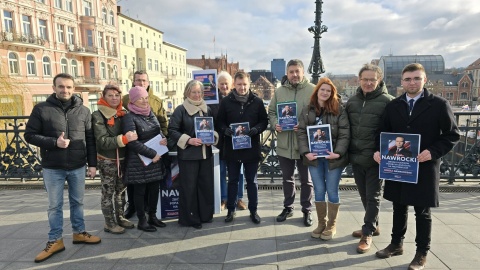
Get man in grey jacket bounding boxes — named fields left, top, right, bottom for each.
left=268, top=59, right=315, bottom=226
left=345, top=64, right=394, bottom=253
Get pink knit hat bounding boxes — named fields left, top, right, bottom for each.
left=129, top=86, right=148, bottom=103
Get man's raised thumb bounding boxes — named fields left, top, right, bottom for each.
left=59, top=132, right=65, bottom=138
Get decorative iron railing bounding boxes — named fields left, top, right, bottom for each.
left=0, top=113, right=479, bottom=183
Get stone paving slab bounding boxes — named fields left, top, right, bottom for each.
left=0, top=189, right=479, bottom=269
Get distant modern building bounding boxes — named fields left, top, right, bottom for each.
left=271, top=58, right=285, bottom=81
left=249, top=69, right=275, bottom=84
left=378, top=55, right=445, bottom=96
left=186, top=54, right=240, bottom=77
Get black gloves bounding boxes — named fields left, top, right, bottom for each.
left=247, top=127, right=258, bottom=137
left=224, top=128, right=234, bottom=137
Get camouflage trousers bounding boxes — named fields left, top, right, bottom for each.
left=98, top=159, right=126, bottom=218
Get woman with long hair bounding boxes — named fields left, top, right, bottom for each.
left=298, top=77, right=350, bottom=240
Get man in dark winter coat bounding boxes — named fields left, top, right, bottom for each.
left=25, top=73, right=100, bottom=263
left=217, top=71, right=268, bottom=224
left=345, top=64, right=394, bottom=254
left=374, top=63, right=460, bottom=270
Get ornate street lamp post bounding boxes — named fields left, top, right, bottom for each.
left=308, top=0, right=328, bottom=85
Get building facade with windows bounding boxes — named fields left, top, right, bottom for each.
left=271, top=58, right=285, bottom=82
left=117, top=10, right=187, bottom=111
left=0, top=0, right=121, bottom=114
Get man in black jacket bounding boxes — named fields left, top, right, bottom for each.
left=25, top=73, right=100, bottom=263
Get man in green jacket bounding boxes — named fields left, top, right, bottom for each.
left=268, top=59, right=315, bottom=226
left=345, top=64, right=394, bottom=253
left=122, top=70, right=168, bottom=218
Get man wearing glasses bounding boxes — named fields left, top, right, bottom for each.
left=345, top=64, right=393, bottom=254
left=122, top=70, right=168, bottom=219
left=374, top=63, right=459, bottom=269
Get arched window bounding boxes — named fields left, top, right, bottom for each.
left=8, top=52, right=19, bottom=74
left=89, top=61, right=95, bottom=78
left=113, top=65, right=118, bottom=79
left=71, top=60, right=78, bottom=77
left=102, top=8, right=107, bottom=22
left=27, top=55, right=36, bottom=75
left=109, top=10, right=114, bottom=25
left=60, top=58, right=68, bottom=73
left=100, top=62, right=106, bottom=79
left=42, top=56, right=51, bottom=76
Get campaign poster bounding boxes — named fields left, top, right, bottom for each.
left=379, top=132, right=421, bottom=184
left=277, top=102, right=297, bottom=131
left=194, top=117, right=215, bottom=144
left=159, top=156, right=180, bottom=219
left=307, top=124, right=333, bottom=157
left=231, top=122, right=251, bottom=150
left=192, top=69, right=218, bottom=105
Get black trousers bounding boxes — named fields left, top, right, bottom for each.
left=134, top=181, right=160, bottom=219
left=391, top=202, right=432, bottom=255
left=177, top=158, right=214, bottom=226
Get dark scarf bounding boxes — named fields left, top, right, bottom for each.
left=232, top=89, right=249, bottom=104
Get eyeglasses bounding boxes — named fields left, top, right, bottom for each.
left=360, top=78, right=378, bottom=83
left=402, top=77, right=424, bottom=83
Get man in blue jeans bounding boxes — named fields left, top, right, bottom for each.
left=209, top=71, right=246, bottom=211
left=25, top=73, right=100, bottom=263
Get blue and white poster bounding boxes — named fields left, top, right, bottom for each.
left=379, top=132, right=421, bottom=184
left=307, top=124, right=332, bottom=157
left=231, top=122, right=251, bottom=150
left=194, top=117, right=215, bottom=144
left=277, top=102, right=297, bottom=131
left=159, top=156, right=179, bottom=219
left=192, top=69, right=218, bottom=105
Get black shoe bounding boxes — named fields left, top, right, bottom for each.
left=375, top=243, right=404, bottom=258
left=225, top=211, right=236, bottom=223
left=303, top=211, right=313, bottom=227
left=192, top=223, right=202, bottom=229
left=250, top=212, right=261, bottom=224
left=137, top=217, right=156, bottom=232
left=276, top=208, right=293, bottom=222
left=148, top=214, right=167, bottom=228
left=124, top=205, right=135, bottom=219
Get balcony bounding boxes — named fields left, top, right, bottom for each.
left=67, top=44, right=98, bottom=57
left=164, top=91, right=176, bottom=96
left=74, top=76, right=101, bottom=89
left=107, top=50, right=118, bottom=58
left=162, top=71, right=177, bottom=82
left=1, top=31, right=46, bottom=51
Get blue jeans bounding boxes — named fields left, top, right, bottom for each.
left=308, top=158, right=343, bottom=203
left=220, top=160, right=244, bottom=201
left=226, top=160, right=258, bottom=213
left=43, top=167, right=86, bottom=241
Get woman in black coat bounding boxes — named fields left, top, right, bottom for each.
left=217, top=71, right=268, bottom=224
left=168, top=80, right=218, bottom=229
left=122, top=86, right=167, bottom=232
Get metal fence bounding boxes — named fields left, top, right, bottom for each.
left=1, top=113, right=479, bottom=184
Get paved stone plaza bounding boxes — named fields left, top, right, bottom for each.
left=0, top=184, right=479, bottom=270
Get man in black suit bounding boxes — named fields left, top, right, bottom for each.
left=386, top=136, right=412, bottom=157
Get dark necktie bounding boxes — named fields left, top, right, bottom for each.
left=408, top=99, right=415, bottom=115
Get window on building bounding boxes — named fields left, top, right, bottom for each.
left=42, top=56, right=51, bottom=76
left=160, top=63, right=162, bottom=72
left=54, top=0, right=62, bottom=9
left=100, top=62, right=106, bottom=79
left=139, top=58, right=143, bottom=70
left=123, top=55, right=127, bottom=68
left=89, top=61, right=95, bottom=78
left=154, top=42, right=156, bottom=51
left=140, top=37, right=143, bottom=48
left=65, top=0, right=73, bottom=12
left=102, top=8, right=107, bottom=22
left=38, top=19, right=48, bottom=40
left=60, top=58, right=68, bottom=73
left=83, top=1, right=92, bottom=16
left=122, top=31, right=126, bottom=44
left=86, top=29, right=93, bottom=46
left=130, top=34, right=134, bottom=46
left=35, top=0, right=46, bottom=3
left=8, top=53, right=19, bottom=74
left=3, top=11, right=13, bottom=32
left=460, top=92, right=468, bottom=100
left=111, top=38, right=116, bottom=52
left=109, top=11, right=114, bottom=25
left=171, top=52, right=173, bottom=60
left=22, top=15, right=31, bottom=36
left=33, top=94, right=49, bottom=106
left=98, top=31, right=104, bottom=48
left=71, top=60, right=78, bottom=77
left=113, top=65, right=118, bottom=79
left=148, top=59, right=152, bottom=70
left=146, top=39, right=149, bottom=49
left=154, top=60, right=158, bottom=71
left=156, top=81, right=159, bottom=93
left=27, top=55, right=36, bottom=75
left=56, top=24, right=64, bottom=43
left=67, top=27, right=74, bottom=44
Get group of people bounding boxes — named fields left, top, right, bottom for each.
left=25, top=60, right=459, bottom=270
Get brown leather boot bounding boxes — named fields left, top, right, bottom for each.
left=375, top=243, right=403, bottom=258
left=356, top=235, right=372, bottom=253
left=408, top=252, right=427, bottom=270
left=352, top=226, right=380, bottom=237
left=311, top=202, right=327, bottom=238
left=320, top=202, right=340, bottom=240
left=34, top=239, right=65, bottom=263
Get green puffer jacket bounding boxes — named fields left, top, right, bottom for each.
left=268, top=77, right=315, bottom=159
left=298, top=104, right=350, bottom=170
left=92, top=105, right=128, bottom=160
left=345, top=81, right=394, bottom=167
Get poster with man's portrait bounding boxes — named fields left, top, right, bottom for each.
left=192, top=69, right=218, bottom=105
left=306, top=124, right=332, bottom=158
